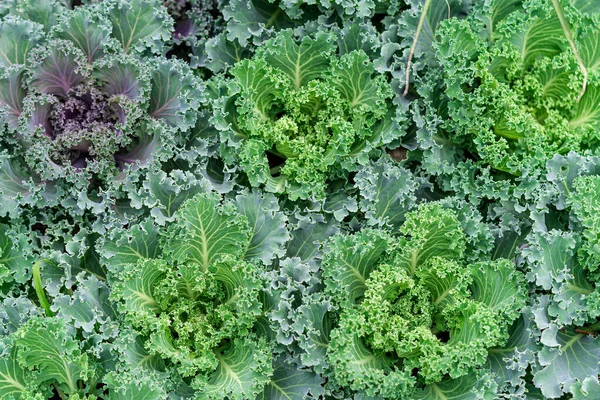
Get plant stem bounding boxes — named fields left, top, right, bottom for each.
left=403, top=0, right=433, bottom=97
left=53, top=383, right=67, bottom=400
left=33, top=260, right=54, bottom=317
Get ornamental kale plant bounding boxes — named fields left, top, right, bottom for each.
left=212, top=30, right=396, bottom=200
left=0, top=0, right=201, bottom=231
left=106, top=192, right=274, bottom=398
left=431, top=0, right=600, bottom=173
left=3, top=0, right=600, bottom=399
left=323, top=203, right=527, bottom=398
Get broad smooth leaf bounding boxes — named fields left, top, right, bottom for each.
left=534, top=329, right=600, bottom=398
left=195, top=339, right=272, bottom=400
left=258, top=357, right=324, bottom=400
left=233, top=190, right=289, bottom=264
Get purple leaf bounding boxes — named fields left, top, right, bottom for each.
left=94, top=61, right=143, bottom=100
left=30, top=47, right=85, bottom=98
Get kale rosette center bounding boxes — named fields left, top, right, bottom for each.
left=47, top=86, right=122, bottom=168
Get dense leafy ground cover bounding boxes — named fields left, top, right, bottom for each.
left=0, top=0, right=599, bottom=398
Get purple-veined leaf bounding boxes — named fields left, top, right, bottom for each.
left=30, top=44, right=86, bottom=98
left=94, top=57, right=146, bottom=100
left=148, top=59, right=201, bottom=129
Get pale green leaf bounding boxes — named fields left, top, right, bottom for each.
left=323, top=230, right=389, bottom=307
left=166, top=192, right=251, bottom=270
left=101, top=218, right=161, bottom=272
left=195, top=339, right=272, bottom=400
left=55, top=7, right=110, bottom=63
left=0, top=17, right=43, bottom=67
left=534, top=329, right=600, bottom=398
left=261, top=31, right=334, bottom=89
left=15, top=318, right=88, bottom=395
left=0, top=346, right=27, bottom=400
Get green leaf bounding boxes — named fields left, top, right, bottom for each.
left=286, top=215, right=338, bottom=263
left=580, top=30, right=600, bottom=74
left=413, top=373, right=498, bottom=399
left=492, top=226, right=530, bottom=260
left=113, top=259, right=166, bottom=315
left=524, top=231, right=593, bottom=327
left=261, top=31, right=334, bottom=89
left=212, top=259, right=262, bottom=317
left=0, top=156, right=40, bottom=219
left=55, top=7, right=110, bottom=63
left=327, top=312, right=409, bottom=398
left=470, top=259, right=526, bottom=314
left=569, top=175, right=600, bottom=271
left=0, top=17, right=43, bottom=67
left=534, top=329, right=600, bottom=398
left=0, top=225, right=33, bottom=285
left=258, top=357, right=324, bottom=400
left=106, top=0, right=172, bottom=54
left=222, top=0, right=296, bottom=47
left=15, top=317, right=89, bottom=395
left=294, top=297, right=333, bottom=374
left=137, top=170, right=208, bottom=225
left=233, top=190, right=289, bottom=264
left=332, top=51, right=383, bottom=110
left=323, top=229, right=390, bottom=307
left=508, top=15, right=563, bottom=68
left=148, top=59, right=202, bottom=130
left=106, top=373, right=166, bottom=400
left=355, top=158, right=418, bottom=231
left=0, top=298, right=39, bottom=336
left=486, top=311, right=540, bottom=387
left=195, top=339, right=272, bottom=400
left=572, top=377, right=600, bottom=400
left=0, top=69, right=25, bottom=129
left=100, top=218, right=162, bottom=272
left=0, top=346, right=28, bottom=400
left=396, top=0, right=473, bottom=69
left=166, top=192, right=251, bottom=270
left=396, top=203, right=465, bottom=275
left=118, top=332, right=165, bottom=372
left=52, top=276, right=116, bottom=333
left=0, top=0, right=63, bottom=33
left=569, top=84, right=600, bottom=129
left=205, top=34, right=251, bottom=72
